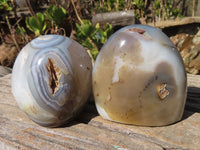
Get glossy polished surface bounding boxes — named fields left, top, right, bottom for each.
left=12, top=35, right=92, bottom=127
left=93, top=25, right=187, bottom=126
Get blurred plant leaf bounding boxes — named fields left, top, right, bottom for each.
left=76, top=20, right=95, bottom=37
left=75, top=19, right=113, bottom=60
left=26, top=13, right=46, bottom=36
left=91, top=49, right=99, bottom=60
left=45, top=5, right=67, bottom=26
left=0, top=0, right=12, bottom=11
left=16, top=26, right=26, bottom=35
left=153, top=0, right=160, bottom=9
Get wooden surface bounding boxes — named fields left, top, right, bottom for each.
left=148, top=17, right=200, bottom=28
left=0, top=73, right=200, bottom=150
left=92, top=10, right=135, bottom=27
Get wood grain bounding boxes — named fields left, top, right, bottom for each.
left=92, top=10, right=135, bottom=27
left=148, top=17, right=200, bottom=28
left=0, top=73, right=199, bottom=150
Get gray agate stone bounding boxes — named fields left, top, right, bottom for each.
left=93, top=25, right=187, bottom=126
left=12, top=35, right=92, bottom=127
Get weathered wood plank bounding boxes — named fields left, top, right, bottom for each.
left=92, top=10, right=135, bottom=27
left=82, top=111, right=199, bottom=150
left=0, top=73, right=199, bottom=150
left=148, top=17, right=200, bottom=28
left=0, top=98, right=163, bottom=149
left=187, top=73, right=200, bottom=88
left=0, top=66, right=12, bottom=78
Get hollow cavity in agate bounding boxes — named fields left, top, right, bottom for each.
left=12, top=35, right=92, bottom=127
left=93, top=25, right=187, bottom=126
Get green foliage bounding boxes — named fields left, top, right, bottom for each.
left=153, top=0, right=160, bottom=16
left=153, top=0, right=183, bottom=20
left=132, top=0, right=145, bottom=10
left=75, top=20, right=113, bottom=59
left=93, top=0, right=126, bottom=13
left=94, top=23, right=113, bottom=47
left=45, top=5, right=67, bottom=26
left=26, top=13, right=46, bottom=36
left=16, top=26, right=26, bottom=35
left=0, top=0, right=12, bottom=11
left=132, top=0, right=146, bottom=18
left=173, top=8, right=183, bottom=18
left=26, top=5, right=67, bottom=36
left=164, top=0, right=173, bottom=19
left=153, top=0, right=160, bottom=8
left=166, top=0, right=183, bottom=18
left=91, top=0, right=184, bottom=21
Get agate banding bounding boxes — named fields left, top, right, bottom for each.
left=92, top=25, right=187, bottom=126
left=12, top=35, right=92, bottom=127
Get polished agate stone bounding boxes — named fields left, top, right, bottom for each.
left=12, top=35, right=92, bottom=127
left=93, top=25, right=187, bottom=126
